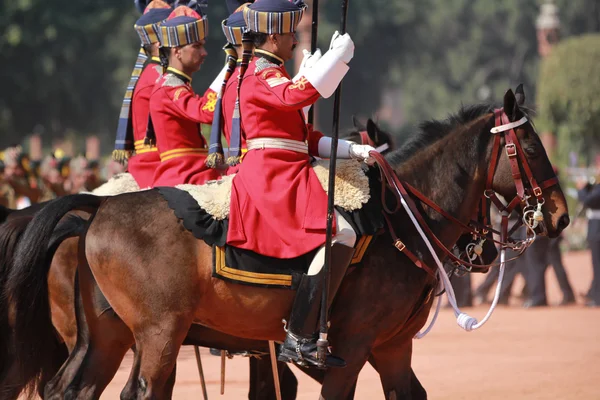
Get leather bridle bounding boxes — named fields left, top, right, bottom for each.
left=359, top=130, right=375, bottom=147
left=370, top=107, right=560, bottom=277
left=358, top=130, right=390, bottom=154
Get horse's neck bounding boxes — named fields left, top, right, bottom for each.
left=396, top=116, right=493, bottom=246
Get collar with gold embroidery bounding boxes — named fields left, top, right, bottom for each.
left=254, top=49, right=284, bottom=66
left=166, top=67, right=192, bottom=84
left=149, top=56, right=161, bottom=65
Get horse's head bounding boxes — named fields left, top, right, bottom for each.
left=488, top=85, right=569, bottom=238
left=346, top=117, right=394, bottom=154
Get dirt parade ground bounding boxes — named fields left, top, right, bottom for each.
left=92, top=250, right=599, bottom=399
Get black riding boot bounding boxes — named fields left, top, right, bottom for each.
left=277, top=244, right=355, bottom=368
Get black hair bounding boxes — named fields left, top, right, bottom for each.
left=142, top=44, right=155, bottom=57
left=249, top=31, right=268, bottom=48
left=158, top=47, right=171, bottom=67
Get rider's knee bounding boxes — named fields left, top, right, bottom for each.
left=333, top=211, right=356, bottom=248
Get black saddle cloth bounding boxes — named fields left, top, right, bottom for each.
left=157, top=168, right=384, bottom=289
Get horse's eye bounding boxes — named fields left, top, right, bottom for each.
left=524, top=146, right=538, bottom=157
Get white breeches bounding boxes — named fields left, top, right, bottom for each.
left=307, top=210, right=357, bottom=276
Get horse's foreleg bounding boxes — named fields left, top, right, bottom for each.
left=409, top=368, right=427, bottom=400
left=318, top=339, right=372, bottom=399
left=249, top=357, right=298, bottom=400
left=370, top=339, right=425, bottom=400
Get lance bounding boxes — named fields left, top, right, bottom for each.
left=317, top=0, right=350, bottom=365
left=307, top=0, right=319, bottom=125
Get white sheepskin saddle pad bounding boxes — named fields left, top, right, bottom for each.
left=89, top=173, right=141, bottom=196
left=176, top=159, right=370, bottom=220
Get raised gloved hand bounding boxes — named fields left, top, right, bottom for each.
left=301, top=48, right=322, bottom=69
left=349, top=143, right=376, bottom=165
left=294, top=48, right=322, bottom=82
left=329, top=30, right=354, bottom=64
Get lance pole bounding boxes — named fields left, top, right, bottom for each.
left=317, top=0, right=350, bottom=365
left=307, top=0, right=319, bottom=125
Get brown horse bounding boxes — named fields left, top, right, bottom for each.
left=7, top=87, right=569, bottom=399
left=1, top=121, right=395, bottom=400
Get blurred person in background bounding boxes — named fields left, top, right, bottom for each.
left=521, top=234, right=576, bottom=307
left=39, top=150, right=70, bottom=199
left=523, top=167, right=576, bottom=308
left=577, top=173, right=600, bottom=307
left=1, top=145, right=41, bottom=207
left=0, top=155, right=17, bottom=208
left=85, top=159, right=104, bottom=191
left=66, top=155, right=99, bottom=194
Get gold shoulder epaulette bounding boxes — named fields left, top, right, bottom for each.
left=162, top=73, right=185, bottom=87
left=153, top=66, right=163, bottom=81
left=255, top=58, right=279, bottom=74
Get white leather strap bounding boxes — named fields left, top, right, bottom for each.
left=375, top=143, right=389, bottom=153
left=490, top=116, right=528, bottom=134
left=587, top=209, right=600, bottom=219
left=247, top=138, right=308, bottom=154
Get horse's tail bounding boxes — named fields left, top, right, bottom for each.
left=4, top=194, right=102, bottom=397
left=0, top=215, right=34, bottom=391
left=1, top=214, right=85, bottom=399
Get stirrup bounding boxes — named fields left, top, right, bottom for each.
left=277, top=331, right=346, bottom=369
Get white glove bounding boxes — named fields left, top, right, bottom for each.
left=349, top=143, right=376, bottom=165
left=303, top=50, right=349, bottom=98
left=293, top=48, right=322, bottom=82
left=208, top=63, right=229, bottom=93
left=329, top=31, right=354, bottom=64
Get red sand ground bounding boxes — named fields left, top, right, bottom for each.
left=94, top=250, right=599, bottom=399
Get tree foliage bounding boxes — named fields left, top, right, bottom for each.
left=0, top=0, right=139, bottom=148
left=0, top=0, right=599, bottom=149
left=537, top=33, right=600, bottom=165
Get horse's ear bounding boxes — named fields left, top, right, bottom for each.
left=352, top=115, right=366, bottom=131
left=366, top=118, right=380, bottom=143
left=515, top=84, right=525, bottom=106
left=503, top=88, right=520, bottom=121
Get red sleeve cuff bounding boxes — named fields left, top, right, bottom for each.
left=307, top=127, right=324, bottom=155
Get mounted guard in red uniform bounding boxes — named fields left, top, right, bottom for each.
left=149, top=5, right=227, bottom=187
left=113, top=0, right=173, bottom=188
left=226, top=0, right=376, bottom=368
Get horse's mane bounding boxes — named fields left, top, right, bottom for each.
left=386, top=104, right=495, bottom=167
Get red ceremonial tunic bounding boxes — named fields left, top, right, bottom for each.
left=226, top=51, right=330, bottom=259
left=149, top=67, right=221, bottom=187
left=128, top=58, right=162, bottom=188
